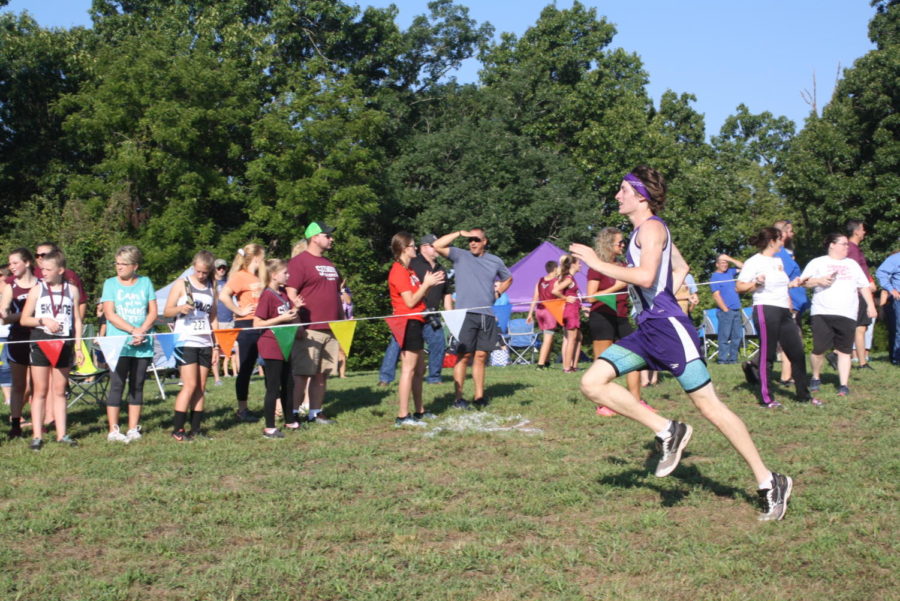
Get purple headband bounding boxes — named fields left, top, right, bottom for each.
left=623, top=173, right=653, bottom=202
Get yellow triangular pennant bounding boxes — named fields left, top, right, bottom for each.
left=330, top=320, right=357, bottom=356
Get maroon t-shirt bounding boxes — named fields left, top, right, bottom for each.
left=255, top=287, right=294, bottom=360
left=286, top=251, right=342, bottom=330
left=587, top=266, right=629, bottom=318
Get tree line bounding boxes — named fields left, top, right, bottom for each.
left=1, top=0, right=897, bottom=366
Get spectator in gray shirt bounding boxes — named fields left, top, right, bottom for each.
left=434, top=228, right=512, bottom=409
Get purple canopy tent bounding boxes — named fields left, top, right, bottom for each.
left=505, top=241, right=588, bottom=311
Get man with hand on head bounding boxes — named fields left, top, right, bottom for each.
left=433, top=228, right=512, bottom=410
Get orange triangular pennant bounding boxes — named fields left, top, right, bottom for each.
left=37, top=339, right=65, bottom=367
left=330, top=320, right=357, bottom=356
left=213, top=328, right=240, bottom=357
left=386, top=316, right=407, bottom=348
left=543, top=298, right=566, bottom=327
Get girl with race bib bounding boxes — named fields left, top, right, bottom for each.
left=165, top=251, right=218, bottom=441
left=20, top=250, right=83, bottom=450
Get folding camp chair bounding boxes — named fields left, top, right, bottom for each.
left=741, top=307, right=760, bottom=360
left=502, top=318, right=540, bottom=365
left=701, top=309, right=719, bottom=362
left=68, top=340, right=110, bottom=408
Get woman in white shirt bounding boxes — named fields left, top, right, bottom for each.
left=737, top=227, right=821, bottom=407
left=800, top=233, right=877, bottom=397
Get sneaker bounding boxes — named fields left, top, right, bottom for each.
left=741, top=361, right=758, bottom=385
left=56, top=435, right=78, bottom=447
left=809, top=378, right=821, bottom=392
left=826, top=352, right=838, bottom=371
left=236, top=409, right=260, bottom=423
left=778, top=379, right=794, bottom=387
left=307, top=414, right=335, bottom=425
left=809, top=398, right=825, bottom=406
left=283, top=421, right=302, bottom=430
left=452, top=399, right=471, bottom=410
left=758, top=473, right=793, bottom=521
left=639, top=400, right=657, bottom=413
left=413, top=411, right=436, bottom=420
left=760, top=400, right=783, bottom=409
left=536, top=363, right=548, bottom=370
left=596, top=406, right=617, bottom=416
left=172, top=429, right=187, bottom=442
left=263, top=428, right=285, bottom=439
left=395, top=415, right=427, bottom=428
left=124, top=426, right=142, bottom=443
left=472, top=397, right=489, bottom=409
left=186, top=431, right=212, bottom=441
left=654, top=421, right=693, bottom=477
left=29, top=438, right=43, bottom=451
left=8, top=424, right=23, bottom=439
left=376, top=381, right=391, bottom=388
left=107, top=425, right=128, bottom=443
left=856, top=363, right=875, bottom=371
left=837, top=385, right=850, bottom=397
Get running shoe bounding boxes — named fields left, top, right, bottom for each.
left=596, top=406, right=617, bottom=417
left=413, top=411, right=436, bottom=420
left=837, top=385, right=850, bottom=397
left=283, top=421, right=302, bottom=430
left=124, top=426, right=142, bottom=443
left=758, top=473, right=793, bottom=521
left=172, top=429, right=187, bottom=442
left=809, top=378, right=821, bottom=392
left=472, top=397, right=489, bottom=409
left=8, top=423, right=23, bottom=440
left=452, top=399, right=471, bottom=410
left=826, top=352, right=838, bottom=371
left=654, top=421, right=693, bottom=477
left=394, top=415, right=427, bottom=428
left=307, top=414, right=335, bottom=425
left=856, top=363, right=875, bottom=371
left=760, top=400, right=783, bottom=409
left=236, top=409, right=260, bottom=423
left=263, top=429, right=285, bottom=439
left=809, top=398, right=825, bottom=406
left=107, top=425, right=128, bottom=443
left=29, top=438, right=43, bottom=451
left=56, top=435, right=78, bottom=447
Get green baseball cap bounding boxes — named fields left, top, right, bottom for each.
left=304, top=221, right=336, bottom=239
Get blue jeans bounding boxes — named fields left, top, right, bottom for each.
left=422, top=321, right=446, bottom=383
left=890, top=298, right=900, bottom=365
left=716, top=309, right=743, bottom=363
left=378, top=323, right=446, bottom=383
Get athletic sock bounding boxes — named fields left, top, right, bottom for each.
left=309, top=408, right=321, bottom=419
left=190, top=411, right=204, bottom=433
left=758, top=472, right=775, bottom=490
left=655, top=421, right=673, bottom=440
left=173, top=411, right=187, bottom=433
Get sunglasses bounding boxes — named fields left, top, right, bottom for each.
left=35, top=253, right=48, bottom=258
left=468, top=237, right=483, bottom=243
left=216, top=266, right=227, bottom=270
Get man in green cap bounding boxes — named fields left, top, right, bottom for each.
left=286, top=222, right=343, bottom=425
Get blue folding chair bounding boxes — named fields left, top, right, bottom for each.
left=503, top=318, right=540, bottom=365
left=701, top=309, right=719, bottom=362
left=741, top=307, right=760, bottom=359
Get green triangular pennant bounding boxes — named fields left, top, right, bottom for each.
left=595, top=294, right=617, bottom=312
left=272, top=325, right=299, bottom=361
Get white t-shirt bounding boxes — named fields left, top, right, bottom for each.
left=738, top=254, right=791, bottom=309
left=800, top=256, right=869, bottom=320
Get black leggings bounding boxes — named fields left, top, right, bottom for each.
left=234, top=319, right=262, bottom=403
left=106, top=356, right=151, bottom=407
left=263, top=358, right=294, bottom=428
left=749, top=305, right=810, bottom=403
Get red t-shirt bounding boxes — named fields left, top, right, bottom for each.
left=286, top=251, right=342, bottom=330
left=588, top=266, right=629, bottom=318
left=255, top=287, right=294, bottom=360
left=388, top=262, right=425, bottom=321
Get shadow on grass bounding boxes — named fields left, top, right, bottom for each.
left=598, top=447, right=754, bottom=507
left=326, top=385, right=392, bottom=417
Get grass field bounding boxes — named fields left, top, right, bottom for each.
left=1, top=354, right=897, bottom=601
